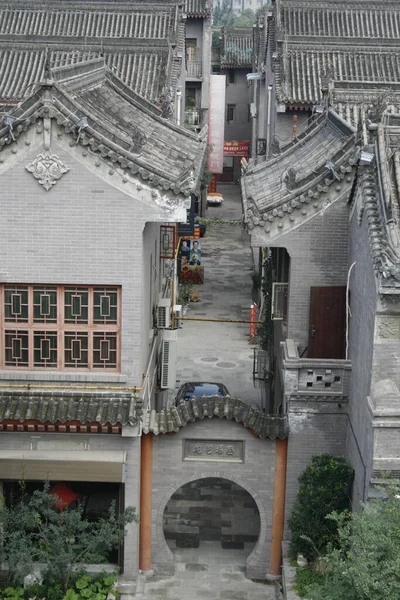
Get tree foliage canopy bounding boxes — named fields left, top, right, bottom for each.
left=304, top=482, right=400, bottom=600
left=0, top=482, right=137, bottom=591
left=213, top=1, right=255, bottom=27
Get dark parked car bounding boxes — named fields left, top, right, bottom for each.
left=175, top=382, right=230, bottom=405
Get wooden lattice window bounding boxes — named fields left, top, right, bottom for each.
left=0, top=285, right=121, bottom=371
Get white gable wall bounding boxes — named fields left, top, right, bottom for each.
left=0, top=135, right=172, bottom=387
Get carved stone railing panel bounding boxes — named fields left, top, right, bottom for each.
left=280, top=339, right=352, bottom=402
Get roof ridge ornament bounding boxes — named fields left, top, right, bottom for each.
left=159, top=86, right=174, bottom=120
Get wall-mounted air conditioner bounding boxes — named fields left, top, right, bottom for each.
left=160, top=330, right=178, bottom=390
left=157, top=296, right=171, bottom=329
left=173, top=304, right=183, bottom=329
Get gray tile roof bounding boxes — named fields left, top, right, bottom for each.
left=0, top=2, right=183, bottom=103
left=280, top=47, right=400, bottom=105
left=0, top=389, right=139, bottom=427
left=221, top=27, right=253, bottom=68
left=242, top=108, right=358, bottom=242
left=279, top=1, right=400, bottom=39
left=185, top=0, right=211, bottom=17
left=0, top=7, right=173, bottom=38
left=0, top=58, right=207, bottom=196
left=360, top=118, right=400, bottom=289
left=272, top=1, right=400, bottom=105
left=142, top=395, right=288, bottom=439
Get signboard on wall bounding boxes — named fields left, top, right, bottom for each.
left=208, top=74, right=226, bottom=174
left=223, top=141, right=250, bottom=157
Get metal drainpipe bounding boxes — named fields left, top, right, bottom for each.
left=266, top=84, right=273, bottom=158
left=251, top=79, right=258, bottom=160
left=176, top=89, right=182, bottom=126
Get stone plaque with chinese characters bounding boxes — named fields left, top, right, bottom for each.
left=183, top=439, right=244, bottom=463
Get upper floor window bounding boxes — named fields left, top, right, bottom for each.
left=186, top=38, right=198, bottom=62
left=0, top=285, right=120, bottom=371
left=226, top=104, right=235, bottom=123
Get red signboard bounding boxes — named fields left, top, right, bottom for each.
left=224, top=141, right=250, bottom=157
left=208, top=75, right=226, bottom=174
left=207, top=174, right=217, bottom=194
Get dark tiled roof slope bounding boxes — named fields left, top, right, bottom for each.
left=0, top=389, right=139, bottom=426
left=142, top=395, right=289, bottom=439
left=273, top=0, right=400, bottom=104
left=0, top=7, right=173, bottom=38
left=0, top=58, right=206, bottom=196
left=242, top=109, right=358, bottom=242
left=0, top=2, right=182, bottom=103
left=0, top=46, right=166, bottom=102
left=185, top=0, right=211, bottom=17
left=221, top=27, right=253, bottom=68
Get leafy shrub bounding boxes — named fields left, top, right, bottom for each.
left=294, top=567, right=325, bottom=598
left=303, top=482, right=400, bottom=600
left=0, top=588, right=24, bottom=600
left=0, top=572, right=117, bottom=600
left=0, top=481, right=137, bottom=590
left=289, top=454, right=354, bottom=561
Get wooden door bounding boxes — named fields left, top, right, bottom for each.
left=308, top=286, right=346, bottom=359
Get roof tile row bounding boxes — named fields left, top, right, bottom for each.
left=0, top=8, right=173, bottom=38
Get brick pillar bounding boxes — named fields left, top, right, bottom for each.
left=268, top=437, right=288, bottom=579
left=139, top=433, right=153, bottom=573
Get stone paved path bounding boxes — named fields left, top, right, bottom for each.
left=141, top=542, right=276, bottom=600
left=168, top=184, right=265, bottom=408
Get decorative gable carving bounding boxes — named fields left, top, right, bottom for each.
left=25, top=152, right=69, bottom=191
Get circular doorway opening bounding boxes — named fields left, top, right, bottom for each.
left=163, top=477, right=260, bottom=558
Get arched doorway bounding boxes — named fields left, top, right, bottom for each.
left=163, top=477, right=260, bottom=565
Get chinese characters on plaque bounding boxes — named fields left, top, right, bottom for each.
left=184, top=440, right=244, bottom=463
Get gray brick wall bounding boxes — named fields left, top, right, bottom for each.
left=0, top=142, right=157, bottom=386
left=151, top=418, right=276, bottom=580
left=346, top=199, right=377, bottom=506
left=272, top=199, right=350, bottom=351
left=223, top=69, right=252, bottom=143
left=284, top=410, right=348, bottom=530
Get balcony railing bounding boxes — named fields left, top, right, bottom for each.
left=185, top=109, right=201, bottom=126
left=187, top=61, right=202, bottom=78
left=279, top=339, right=352, bottom=413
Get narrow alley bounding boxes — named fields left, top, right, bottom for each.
left=170, top=184, right=264, bottom=408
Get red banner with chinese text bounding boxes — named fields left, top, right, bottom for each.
left=224, top=141, right=250, bottom=158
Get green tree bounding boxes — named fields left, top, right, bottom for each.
left=213, top=0, right=234, bottom=26
left=233, top=9, right=255, bottom=26
left=0, top=482, right=138, bottom=590
left=288, top=454, right=354, bottom=561
left=305, top=482, right=400, bottom=600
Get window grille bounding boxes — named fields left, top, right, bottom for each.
left=0, top=285, right=120, bottom=371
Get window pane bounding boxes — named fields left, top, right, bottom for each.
left=5, top=286, right=29, bottom=323
left=33, top=332, right=58, bottom=367
left=5, top=330, right=29, bottom=366
left=64, top=332, right=88, bottom=367
left=33, top=286, right=57, bottom=323
left=93, top=333, right=117, bottom=369
left=93, top=288, right=118, bottom=324
left=64, top=288, right=88, bottom=324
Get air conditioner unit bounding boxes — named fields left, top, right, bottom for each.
left=157, top=296, right=171, bottom=329
left=173, top=304, right=183, bottom=329
left=160, top=330, right=178, bottom=389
